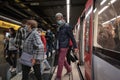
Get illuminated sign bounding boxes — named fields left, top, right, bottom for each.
left=0, top=20, right=20, bottom=30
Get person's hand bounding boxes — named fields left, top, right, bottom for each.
left=74, top=48, right=78, bottom=54
left=5, top=55, right=8, bottom=58
left=31, top=58, right=36, bottom=65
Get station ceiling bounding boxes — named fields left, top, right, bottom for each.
left=0, top=0, right=87, bottom=30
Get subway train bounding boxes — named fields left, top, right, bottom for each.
left=74, top=0, right=120, bottom=80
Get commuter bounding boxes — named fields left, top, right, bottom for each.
left=55, top=13, right=78, bottom=80
left=46, top=29, right=53, bottom=58
left=97, top=25, right=115, bottom=49
left=5, top=28, right=17, bottom=72
left=37, top=28, right=51, bottom=74
left=21, top=20, right=44, bottom=80
left=15, top=19, right=27, bottom=57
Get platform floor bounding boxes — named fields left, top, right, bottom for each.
left=11, top=62, right=83, bottom=80
left=51, top=62, right=80, bottom=80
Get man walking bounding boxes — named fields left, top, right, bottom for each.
left=55, top=13, right=78, bottom=80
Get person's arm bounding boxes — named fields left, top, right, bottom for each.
left=33, top=32, right=44, bottom=55
left=32, top=32, right=44, bottom=64
left=14, top=28, right=21, bottom=48
left=66, top=26, right=77, bottom=49
left=66, top=25, right=78, bottom=53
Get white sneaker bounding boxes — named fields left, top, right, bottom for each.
left=9, top=66, right=13, bottom=71
left=18, top=72, right=22, bottom=75
left=11, top=68, right=16, bottom=72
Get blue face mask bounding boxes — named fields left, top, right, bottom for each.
left=57, top=20, right=65, bottom=26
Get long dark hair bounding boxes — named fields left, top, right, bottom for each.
left=9, top=28, right=16, bottom=38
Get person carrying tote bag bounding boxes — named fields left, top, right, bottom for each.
left=20, top=20, right=44, bottom=80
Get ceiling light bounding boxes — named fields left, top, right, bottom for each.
left=102, top=15, right=120, bottom=25
left=30, top=3, right=39, bottom=6
left=93, top=8, right=97, bottom=13
left=85, top=7, right=93, bottom=18
left=98, top=6, right=108, bottom=15
left=100, top=0, right=107, bottom=5
left=66, top=0, right=70, bottom=23
left=0, top=15, right=21, bottom=24
left=110, top=0, right=117, bottom=4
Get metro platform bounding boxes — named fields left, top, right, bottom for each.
left=10, top=59, right=84, bottom=80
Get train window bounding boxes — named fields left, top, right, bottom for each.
left=94, top=0, right=120, bottom=51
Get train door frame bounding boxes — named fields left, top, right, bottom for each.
left=79, top=14, right=85, bottom=65
left=84, top=0, right=93, bottom=80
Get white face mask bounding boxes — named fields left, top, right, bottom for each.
left=47, top=30, right=50, bottom=32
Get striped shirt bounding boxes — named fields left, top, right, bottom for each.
left=15, top=27, right=26, bottom=49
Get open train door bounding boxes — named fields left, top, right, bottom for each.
left=84, top=0, right=93, bottom=80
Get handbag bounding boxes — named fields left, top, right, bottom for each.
left=19, top=52, right=33, bottom=67
left=19, top=32, right=34, bottom=67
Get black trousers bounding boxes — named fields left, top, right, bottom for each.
left=6, top=50, right=17, bottom=68
left=46, top=43, right=53, bottom=58
left=19, top=48, right=22, bottom=57
left=22, top=64, right=42, bottom=80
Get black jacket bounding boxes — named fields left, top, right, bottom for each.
left=57, top=23, right=77, bottom=49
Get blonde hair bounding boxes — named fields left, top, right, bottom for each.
left=27, top=20, right=38, bottom=28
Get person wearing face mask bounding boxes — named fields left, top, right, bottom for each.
left=15, top=19, right=27, bottom=57
left=21, top=20, right=44, bottom=80
left=46, top=29, right=54, bottom=58
left=55, top=13, right=78, bottom=80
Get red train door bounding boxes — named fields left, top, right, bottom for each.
left=84, top=0, right=93, bottom=80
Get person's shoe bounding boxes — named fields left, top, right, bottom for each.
left=44, top=67, right=51, bottom=71
left=11, top=68, right=16, bottom=72
left=9, top=66, right=13, bottom=71
left=18, top=72, right=22, bottom=75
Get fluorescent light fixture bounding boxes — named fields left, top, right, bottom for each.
left=30, top=2, right=39, bottom=6
left=102, top=15, right=120, bottom=25
left=93, top=8, right=97, bottom=13
left=0, top=15, right=21, bottom=24
left=85, top=7, right=93, bottom=18
left=66, top=0, right=70, bottom=23
left=100, top=0, right=107, bottom=5
left=98, top=6, right=108, bottom=15
left=67, top=0, right=70, bottom=4
left=99, top=0, right=117, bottom=15
left=110, top=0, right=117, bottom=4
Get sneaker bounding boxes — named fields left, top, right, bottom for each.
left=11, top=68, right=16, bottom=72
left=9, top=66, right=13, bottom=71
left=44, top=67, right=51, bottom=71
left=18, top=72, right=22, bottom=75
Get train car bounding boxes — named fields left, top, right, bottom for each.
left=75, top=0, right=120, bottom=80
